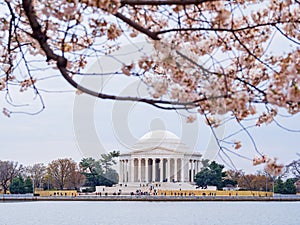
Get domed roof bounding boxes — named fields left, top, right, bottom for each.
left=139, top=130, right=180, bottom=142
left=129, top=130, right=192, bottom=154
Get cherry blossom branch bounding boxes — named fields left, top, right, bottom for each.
left=13, top=21, right=45, bottom=114
left=5, top=1, right=15, bottom=79
left=3, top=1, right=45, bottom=115
left=231, top=31, right=279, bottom=74
left=23, top=0, right=253, bottom=111
left=120, top=0, right=220, bottom=6
left=114, top=12, right=160, bottom=40
left=22, top=0, right=210, bottom=110
left=16, top=0, right=300, bottom=121
left=155, top=21, right=296, bottom=35
left=274, top=25, right=300, bottom=45
left=176, top=48, right=266, bottom=101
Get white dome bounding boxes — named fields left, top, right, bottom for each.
left=139, top=130, right=180, bottom=142
left=129, top=130, right=192, bottom=154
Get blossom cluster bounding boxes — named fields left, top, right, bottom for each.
left=0, top=79, right=5, bottom=91
left=256, top=109, right=278, bottom=126
left=2, top=108, right=10, bottom=118
left=132, top=0, right=300, bottom=128
left=186, top=115, right=197, bottom=123
left=20, top=79, right=36, bottom=92
left=253, top=155, right=284, bottom=176
left=1, top=0, right=298, bottom=118
left=264, top=158, right=284, bottom=177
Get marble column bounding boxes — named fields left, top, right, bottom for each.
left=125, top=160, right=129, bottom=182
left=119, top=160, right=123, bottom=183
left=188, top=160, right=191, bottom=182
left=145, top=158, right=149, bottom=182
left=130, top=159, right=134, bottom=182
left=138, top=158, right=142, bottom=182
left=174, top=158, right=178, bottom=182
left=191, top=160, right=194, bottom=182
left=152, top=158, right=156, bottom=182
left=122, top=160, right=125, bottom=182
left=181, top=159, right=185, bottom=182
left=167, top=158, right=171, bottom=182
left=160, top=158, right=164, bottom=182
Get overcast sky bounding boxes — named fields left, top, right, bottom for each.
left=1, top=41, right=299, bottom=174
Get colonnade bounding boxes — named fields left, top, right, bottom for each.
left=119, top=158, right=201, bottom=183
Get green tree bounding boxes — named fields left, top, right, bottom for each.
left=9, top=176, right=25, bottom=194
left=80, top=152, right=120, bottom=188
left=274, top=178, right=285, bottom=193
left=222, top=179, right=237, bottom=188
left=283, top=178, right=296, bottom=194
left=275, top=178, right=297, bottom=194
left=194, top=168, right=212, bottom=189
left=100, top=151, right=120, bottom=173
left=195, top=161, right=226, bottom=190
left=99, top=168, right=119, bottom=187
left=80, top=157, right=104, bottom=187
left=24, top=177, right=33, bottom=193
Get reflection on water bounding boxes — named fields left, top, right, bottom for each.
left=0, top=201, right=299, bottom=225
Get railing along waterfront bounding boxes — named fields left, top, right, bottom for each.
left=1, top=194, right=300, bottom=202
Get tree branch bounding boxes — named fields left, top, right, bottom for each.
left=114, top=12, right=160, bottom=40
left=154, top=21, right=297, bottom=35
left=22, top=0, right=213, bottom=110
left=120, top=0, right=220, bottom=6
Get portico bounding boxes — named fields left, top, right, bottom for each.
left=119, top=130, right=202, bottom=184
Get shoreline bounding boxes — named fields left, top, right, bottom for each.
left=1, top=195, right=300, bottom=202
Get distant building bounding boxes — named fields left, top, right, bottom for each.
left=118, top=130, right=202, bottom=184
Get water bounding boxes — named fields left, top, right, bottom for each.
left=0, top=201, right=299, bottom=225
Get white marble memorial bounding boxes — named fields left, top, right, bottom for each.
left=119, top=130, right=202, bottom=184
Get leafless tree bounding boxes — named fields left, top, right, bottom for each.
left=67, top=169, right=86, bottom=190
left=0, top=161, right=22, bottom=194
left=285, top=158, right=300, bottom=179
left=25, top=163, right=47, bottom=189
left=238, top=173, right=273, bottom=191
left=47, top=158, right=77, bottom=190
